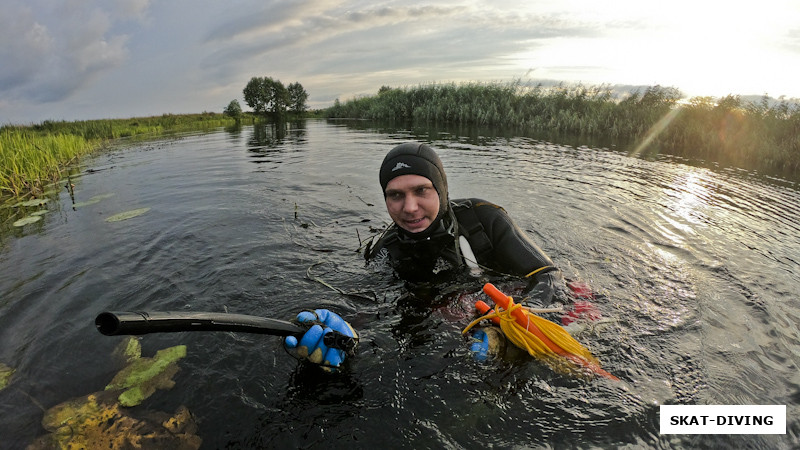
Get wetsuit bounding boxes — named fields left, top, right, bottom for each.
left=366, top=197, right=561, bottom=303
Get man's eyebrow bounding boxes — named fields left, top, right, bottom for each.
left=385, top=183, right=433, bottom=194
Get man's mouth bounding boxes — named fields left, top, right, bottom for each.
left=404, top=217, right=429, bottom=229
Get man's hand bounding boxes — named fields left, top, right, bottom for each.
left=469, top=327, right=505, bottom=360
left=284, top=309, right=358, bottom=369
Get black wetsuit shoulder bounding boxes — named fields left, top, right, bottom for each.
left=452, top=198, right=554, bottom=277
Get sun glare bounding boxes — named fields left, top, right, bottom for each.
left=629, top=107, right=682, bottom=159
left=668, top=171, right=712, bottom=228
left=514, top=0, right=800, bottom=98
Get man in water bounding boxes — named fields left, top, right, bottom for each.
left=286, top=142, right=566, bottom=368
left=365, top=142, right=560, bottom=292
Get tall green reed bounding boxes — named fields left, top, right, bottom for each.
left=0, top=129, right=89, bottom=197
left=326, top=82, right=799, bottom=175
left=1, top=112, right=239, bottom=199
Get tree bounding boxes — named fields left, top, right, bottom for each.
left=223, top=99, right=242, bottom=120
left=243, top=76, right=289, bottom=117
left=287, top=82, right=309, bottom=114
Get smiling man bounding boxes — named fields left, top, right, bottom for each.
left=384, top=174, right=440, bottom=234
left=368, top=142, right=560, bottom=292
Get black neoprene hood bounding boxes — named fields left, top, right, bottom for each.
left=379, top=142, right=450, bottom=237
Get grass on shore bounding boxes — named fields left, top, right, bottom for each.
left=325, top=82, right=800, bottom=174
left=1, top=112, right=240, bottom=199
left=4, top=84, right=798, bottom=200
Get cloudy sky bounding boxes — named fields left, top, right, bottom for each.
left=2, top=0, right=799, bottom=124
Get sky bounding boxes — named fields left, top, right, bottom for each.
left=2, top=0, right=799, bottom=124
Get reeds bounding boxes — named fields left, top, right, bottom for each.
left=666, top=95, right=800, bottom=172
left=1, top=113, right=239, bottom=198
left=326, top=82, right=800, bottom=175
left=0, top=129, right=88, bottom=197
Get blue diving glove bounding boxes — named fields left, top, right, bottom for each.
left=284, top=309, right=358, bottom=369
left=469, top=327, right=505, bottom=361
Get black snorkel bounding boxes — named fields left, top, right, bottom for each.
left=95, top=311, right=357, bottom=354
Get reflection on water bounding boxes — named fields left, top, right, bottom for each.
left=663, top=170, right=713, bottom=229
left=248, top=120, right=308, bottom=153
left=0, top=120, right=798, bottom=448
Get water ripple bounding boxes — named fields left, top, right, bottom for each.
left=1, top=122, right=798, bottom=449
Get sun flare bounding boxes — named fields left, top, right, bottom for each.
left=513, top=0, right=800, bottom=98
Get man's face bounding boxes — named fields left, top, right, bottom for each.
left=384, top=174, right=440, bottom=234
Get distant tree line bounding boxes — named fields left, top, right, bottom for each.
left=224, top=77, right=309, bottom=121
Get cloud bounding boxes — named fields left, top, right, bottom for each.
left=0, top=0, right=149, bottom=103
left=115, top=0, right=152, bottom=19
left=200, top=1, right=594, bottom=88
left=5, top=0, right=798, bottom=124
left=785, top=28, right=800, bottom=51
left=204, top=0, right=334, bottom=42
left=202, top=3, right=463, bottom=63
left=192, top=2, right=607, bottom=113
left=0, top=6, right=53, bottom=91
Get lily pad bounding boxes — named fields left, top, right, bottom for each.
left=105, top=207, right=150, bottom=223
left=13, top=215, right=42, bottom=227
left=0, top=363, right=14, bottom=390
left=43, top=187, right=61, bottom=197
left=73, top=193, right=116, bottom=208
left=105, top=345, right=187, bottom=407
left=20, top=198, right=49, bottom=207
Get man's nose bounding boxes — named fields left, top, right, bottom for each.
left=403, top=195, right=419, bottom=212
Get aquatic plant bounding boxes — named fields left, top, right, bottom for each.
left=1, top=113, right=240, bottom=199
left=666, top=94, right=800, bottom=171
left=31, top=393, right=201, bottom=449
left=326, top=81, right=800, bottom=175
left=0, top=129, right=89, bottom=197
left=112, top=335, right=142, bottom=363
left=28, top=338, right=198, bottom=449
left=105, top=207, right=150, bottom=223
left=19, top=198, right=49, bottom=207
left=72, top=193, right=116, bottom=208
left=12, top=215, right=42, bottom=227
left=0, top=363, right=14, bottom=391
left=325, top=81, right=675, bottom=133
left=105, top=344, right=187, bottom=407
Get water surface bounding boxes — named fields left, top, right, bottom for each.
left=1, top=120, right=798, bottom=448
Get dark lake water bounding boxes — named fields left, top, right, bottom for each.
left=1, top=119, right=799, bottom=448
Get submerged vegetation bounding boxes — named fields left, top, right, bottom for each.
left=28, top=337, right=200, bottom=448
left=326, top=82, right=800, bottom=174
left=1, top=112, right=239, bottom=199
